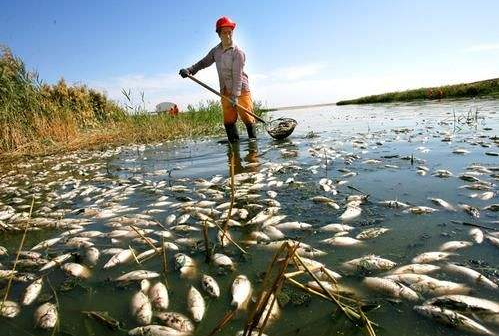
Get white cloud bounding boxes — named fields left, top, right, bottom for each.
left=464, top=44, right=499, bottom=52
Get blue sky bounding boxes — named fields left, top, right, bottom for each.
left=2, top=0, right=499, bottom=110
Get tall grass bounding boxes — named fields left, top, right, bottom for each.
left=336, top=78, right=499, bottom=105
left=0, top=46, right=265, bottom=158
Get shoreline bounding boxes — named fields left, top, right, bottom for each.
left=336, top=77, right=499, bottom=105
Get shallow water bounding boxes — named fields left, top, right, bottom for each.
left=0, top=98, right=498, bottom=336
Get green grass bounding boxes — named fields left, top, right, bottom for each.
left=0, top=45, right=265, bottom=159
left=336, top=78, right=499, bottom=105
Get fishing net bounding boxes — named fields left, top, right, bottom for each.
left=266, top=118, right=298, bottom=140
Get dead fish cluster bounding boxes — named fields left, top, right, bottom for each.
left=0, top=103, right=498, bottom=336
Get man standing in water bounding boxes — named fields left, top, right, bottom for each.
left=179, top=16, right=256, bottom=142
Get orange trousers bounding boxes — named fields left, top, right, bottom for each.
left=221, top=89, right=255, bottom=125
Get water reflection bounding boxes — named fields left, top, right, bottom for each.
left=226, top=140, right=259, bottom=174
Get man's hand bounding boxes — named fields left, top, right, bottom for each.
left=179, top=68, right=190, bottom=78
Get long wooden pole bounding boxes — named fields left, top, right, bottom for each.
left=186, top=74, right=266, bottom=124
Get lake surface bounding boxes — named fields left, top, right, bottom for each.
left=0, top=98, right=498, bottom=336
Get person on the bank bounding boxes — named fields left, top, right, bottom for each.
left=179, top=16, right=256, bottom=142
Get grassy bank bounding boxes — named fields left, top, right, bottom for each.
left=336, top=78, right=499, bottom=105
left=0, top=46, right=263, bottom=160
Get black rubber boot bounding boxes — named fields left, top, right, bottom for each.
left=224, top=124, right=240, bottom=143
left=245, top=123, right=257, bottom=139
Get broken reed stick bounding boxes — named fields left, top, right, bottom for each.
left=129, top=245, right=141, bottom=265
left=245, top=243, right=300, bottom=336
left=220, top=145, right=236, bottom=248
left=161, top=236, right=168, bottom=278
left=293, top=254, right=361, bottom=321
left=202, top=220, right=211, bottom=263
left=206, top=308, right=238, bottom=336
left=212, top=220, right=247, bottom=254
left=46, top=276, right=60, bottom=336
left=129, top=225, right=158, bottom=250
left=1, top=196, right=35, bottom=309
left=358, top=305, right=377, bottom=336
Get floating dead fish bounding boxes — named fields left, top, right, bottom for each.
left=40, top=253, right=72, bottom=272
left=412, top=251, right=456, bottom=263
left=128, top=325, right=183, bottom=336
left=483, top=204, right=499, bottom=212
left=363, top=276, right=420, bottom=301
left=342, top=255, right=396, bottom=272
left=356, top=227, right=390, bottom=239
left=115, top=270, right=160, bottom=281
left=424, top=295, right=499, bottom=315
left=459, top=204, right=480, bottom=218
left=319, top=223, right=354, bottom=232
left=187, top=286, right=205, bottom=322
left=61, top=263, right=91, bottom=278
left=130, top=287, right=152, bottom=325
left=21, top=277, right=43, bottom=306
left=443, top=263, right=498, bottom=289
left=103, top=249, right=134, bottom=269
left=148, top=281, right=169, bottom=310
left=321, top=236, right=363, bottom=246
left=212, top=253, right=234, bottom=269
left=34, top=302, right=58, bottom=329
left=439, top=241, right=473, bottom=252
left=405, top=206, right=438, bottom=214
left=31, top=237, right=62, bottom=251
left=274, top=221, right=312, bottom=230
left=428, top=198, right=456, bottom=211
left=469, top=228, right=484, bottom=244
left=155, top=312, right=194, bottom=333
left=0, top=300, right=20, bottom=318
left=379, top=200, right=410, bottom=208
left=432, top=170, right=453, bottom=178
left=388, top=274, right=470, bottom=296
left=339, top=206, right=361, bottom=221
left=232, top=275, right=252, bottom=310
left=174, top=253, right=196, bottom=278
left=201, top=274, right=220, bottom=298
left=390, top=264, right=440, bottom=275
left=414, top=305, right=493, bottom=335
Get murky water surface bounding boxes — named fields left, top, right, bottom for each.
left=0, top=99, right=498, bottom=336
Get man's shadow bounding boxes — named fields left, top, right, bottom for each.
left=226, top=140, right=259, bottom=175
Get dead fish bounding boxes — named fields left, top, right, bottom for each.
left=130, top=285, right=152, bottom=325
left=379, top=200, right=410, bottom=208
left=412, top=251, right=456, bottom=263
left=115, top=270, right=161, bottom=281
left=424, top=295, right=499, bottom=315
left=486, top=235, right=499, bottom=247
left=257, top=291, right=281, bottom=328
left=261, top=215, right=288, bottom=227
left=321, top=236, right=363, bottom=246
left=61, top=263, right=91, bottom=279
left=174, top=253, right=196, bottom=278
left=469, top=191, right=494, bottom=201
left=164, top=214, right=176, bottom=226
left=363, top=276, right=420, bottom=301
left=246, top=207, right=280, bottom=225
left=339, top=206, right=362, bottom=221
left=432, top=170, right=453, bottom=178
left=428, top=198, right=456, bottom=211
left=39, top=253, right=72, bottom=272
left=414, top=305, right=493, bottom=335
left=0, top=301, right=20, bottom=318
left=103, top=249, right=134, bottom=269
left=31, top=237, right=62, bottom=251
left=469, top=228, right=484, bottom=244
left=148, top=281, right=169, bottom=310
left=459, top=204, right=480, bottom=218
left=391, top=264, right=440, bottom=275
left=342, top=255, right=396, bottom=272
left=439, top=241, right=473, bottom=252
left=405, top=206, right=438, bottom=214
left=187, top=286, right=205, bottom=322
left=34, top=302, right=58, bottom=329
left=452, top=148, right=470, bottom=155
left=155, top=312, right=194, bottom=333
left=85, top=247, right=100, bottom=266
left=306, top=280, right=358, bottom=298
left=0, top=246, right=8, bottom=256
left=388, top=274, right=470, bottom=296
left=319, top=223, right=354, bottom=232
left=201, top=274, right=220, bottom=298
left=21, top=277, right=43, bottom=305
left=311, top=196, right=335, bottom=204
left=232, top=275, right=252, bottom=310
left=262, top=226, right=285, bottom=240
left=356, top=227, right=390, bottom=239
left=212, top=253, right=234, bottom=269
left=273, top=221, right=312, bottom=230
left=483, top=204, right=499, bottom=212
left=128, top=325, right=185, bottom=336
left=443, top=263, right=498, bottom=289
